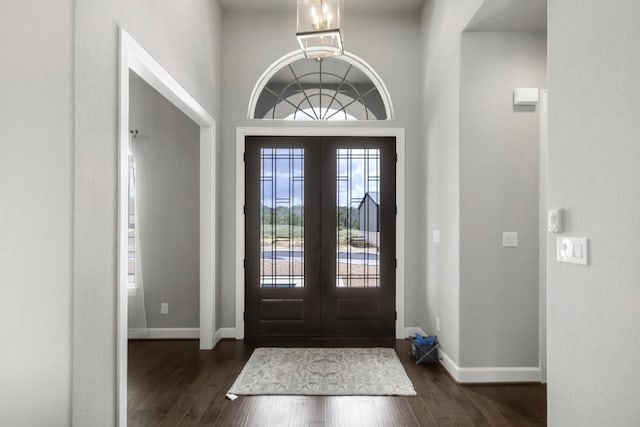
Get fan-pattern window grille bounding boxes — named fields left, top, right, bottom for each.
left=253, top=56, right=388, bottom=121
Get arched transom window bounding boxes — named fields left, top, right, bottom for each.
left=249, top=51, right=393, bottom=121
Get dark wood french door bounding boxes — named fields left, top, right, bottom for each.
left=245, top=136, right=396, bottom=338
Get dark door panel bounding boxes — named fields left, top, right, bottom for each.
left=319, top=137, right=396, bottom=337
left=245, top=137, right=320, bottom=338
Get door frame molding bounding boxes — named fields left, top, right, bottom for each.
left=539, top=89, right=548, bottom=383
left=235, top=127, right=406, bottom=339
left=117, top=28, right=217, bottom=426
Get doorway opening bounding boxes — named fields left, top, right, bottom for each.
left=117, top=29, right=216, bottom=426
left=235, top=127, right=406, bottom=340
left=244, top=136, right=396, bottom=338
left=127, top=72, right=200, bottom=340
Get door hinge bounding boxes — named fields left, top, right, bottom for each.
left=395, top=153, right=398, bottom=162
left=395, top=258, right=398, bottom=268
left=395, top=205, right=398, bottom=215
left=243, top=259, right=246, bottom=269
left=395, top=311, right=397, bottom=321
left=243, top=152, right=246, bottom=162
left=243, top=205, right=246, bottom=215
left=243, top=312, right=246, bottom=321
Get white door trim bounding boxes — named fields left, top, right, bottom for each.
left=539, top=89, right=548, bottom=383
left=235, top=126, right=406, bottom=339
left=117, top=28, right=217, bottom=427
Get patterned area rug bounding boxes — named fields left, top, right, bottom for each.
left=228, top=347, right=416, bottom=396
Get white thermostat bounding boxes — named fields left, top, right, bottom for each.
left=548, top=209, right=563, bottom=233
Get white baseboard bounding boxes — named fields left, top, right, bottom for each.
left=128, top=328, right=199, bottom=339
left=438, top=349, right=460, bottom=381
left=215, top=327, right=237, bottom=345
left=402, top=329, right=541, bottom=384
left=438, top=349, right=541, bottom=383
left=458, top=366, right=541, bottom=383
left=128, top=328, right=149, bottom=339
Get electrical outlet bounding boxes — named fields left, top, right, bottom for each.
left=436, top=317, right=440, bottom=332
left=161, top=303, right=168, bottom=314
left=503, top=231, right=518, bottom=247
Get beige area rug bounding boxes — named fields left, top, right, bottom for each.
left=227, top=347, right=416, bottom=396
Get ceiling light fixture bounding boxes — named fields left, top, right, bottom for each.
left=296, top=0, right=344, bottom=61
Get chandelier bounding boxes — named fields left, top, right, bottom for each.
left=296, top=0, right=344, bottom=60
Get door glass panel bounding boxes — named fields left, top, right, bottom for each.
left=336, top=148, right=380, bottom=288
left=260, top=148, right=305, bottom=288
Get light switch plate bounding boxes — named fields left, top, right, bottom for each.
left=433, top=230, right=441, bottom=243
left=503, top=232, right=518, bottom=247
left=557, top=237, right=589, bottom=265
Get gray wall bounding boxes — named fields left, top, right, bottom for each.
left=459, top=32, right=546, bottom=368
left=421, top=0, right=545, bottom=371
left=0, top=2, right=73, bottom=425
left=74, top=1, right=221, bottom=424
left=130, top=76, right=200, bottom=329
left=420, top=0, right=483, bottom=364
left=219, top=9, right=423, bottom=328
left=548, top=0, right=640, bottom=425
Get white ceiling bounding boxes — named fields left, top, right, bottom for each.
left=466, top=0, right=547, bottom=32
left=218, top=0, right=546, bottom=31
left=218, top=0, right=425, bottom=13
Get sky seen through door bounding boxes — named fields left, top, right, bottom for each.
left=260, top=148, right=380, bottom=208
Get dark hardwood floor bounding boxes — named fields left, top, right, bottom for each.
left=128, top=339, right=546, bottom=426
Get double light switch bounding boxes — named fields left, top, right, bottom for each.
left=557, top=237, right=589, bottom=266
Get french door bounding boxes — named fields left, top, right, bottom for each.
left=245, top=136, right=396, bottom=338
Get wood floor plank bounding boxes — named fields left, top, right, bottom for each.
left=437, top=376, right=493, bottom=427
left=356, top=397, right=383, bottom=427
left=159, top=350, right=220, bottom=425
left=397, top=354, right=452, bottom=426
left=412, top=368, right=456, bottom=426
left=287, top=397, right=312, bottom=426
left=325, top=396, right=364, bottom=427
left=307, top=396, right=326, bottom=424
left=197, top=373, right=242, bottom=424
left=213, top=396, right=251, bottom=426
left=403, top=395, right=439, bottom=427
left=181, top=353, right=232, bottom=423
left=461, top=386, right=514, bottom=427
left=198, top=345, right=250, bottom=425
left=389, top=397, right=421, bottom=426
left=127, top=339, right=546, bottom=427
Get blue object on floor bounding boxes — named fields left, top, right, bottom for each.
left=411, top=334, right=439, bottom=364
left=414, top=333, right=435, bottom=346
